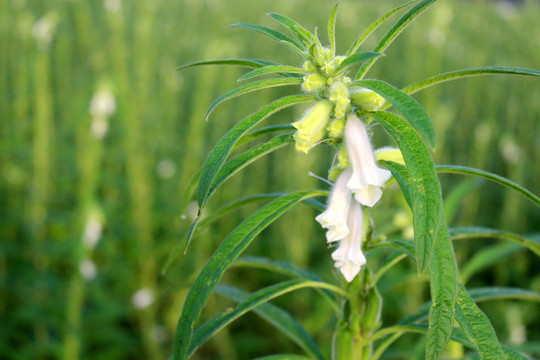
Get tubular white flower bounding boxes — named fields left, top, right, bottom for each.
left=345, top=114, right=392, bottom=207
left=315, top=170, right=353, bottom=242
left=331, top=202, right=366, bottom=282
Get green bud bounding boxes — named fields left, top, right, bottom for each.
left=328, top=167, right=343, bottom=180
left=334, top=55, right=347, bottom=67
left=321, top=60, right=336, bottom=76
left=350, top=87, right=385, bottom=111
left=337, top=144, right=350, bottom=168
left=329, top=81, right=351, bottom=109
left=302, top=61, right=317, bottom=72
left=328, top=118, right=345, bottom=138
left=292, top=100, right=332, bottom=153
left=302, top=73, right=326, bottom=92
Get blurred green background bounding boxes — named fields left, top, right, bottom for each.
left=1, top=0, right=539, bottom=359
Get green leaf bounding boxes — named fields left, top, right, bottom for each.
left=205, top=133, right=294, bottom=206
left=335, top=51, right=383, bottom=73
left=327, top=2, right=339, bottom=55
left=455, top=284, right=506, bottom=360
left=402, top=66, right=540, bottom=95
left=442, top=179, right=482, bottom=225
left=237, top=124, right=294, bottom=146
left=205, top=77, right=303, bottom=121
left=460, top=242, right=522, bottom=284
left=180, top=169, right=201, bottom=219
left=188, top=280, right=341, bottom=359
left=467, top=287, right=540, bottom=303
left=198, top=95, right=314, bottom=209
left=253, top=356, right=312, bottom=360
left=268, top=13, right=315, bottom=48
left=176, top=58, right=275, bottom=72
left=356, top=0, right=439, bottom=79
left=172, top=190, right=326, bottom=360
left=346, top=0, right=418, bottom=56
left=425, top=225, right=458, bottom=360
left=232, top=256, right=338, bottom=312
left=238, top=65, right=305, bottom=81
left=436, top=165, right=540, bottom=207
left=231, top=23, right=307, bottom=55
left=450, top=226, right=540, bottom=257
left=371, top=111, right=441, bottom=272
left=356, top=80, right=436, bottom=148
left=383, top=161, right=412, bottom=208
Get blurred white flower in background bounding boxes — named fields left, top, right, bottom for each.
left=132, top=288, right=155, bottom=309
left=79, top=259, right=98, bottom=280
left=90, top=87, right=116, bottom=139
left=32, top=13, right=58, bottom=50
left=83, top=212, right=103, bottom=250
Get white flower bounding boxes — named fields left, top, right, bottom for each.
left=331, top=202, right=366, bottom=282
left=345, top=115, right=392, bottom=207
left=315, top=170, right=353, bottom=242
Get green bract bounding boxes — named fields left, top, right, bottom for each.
left=174, top=1, right=540, bottom=360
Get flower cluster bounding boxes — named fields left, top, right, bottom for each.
left=289, top=42, right=393, bottom=281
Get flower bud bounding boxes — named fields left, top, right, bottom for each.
left=302, top=61, right=317, bottom=72
left=292, top=100, right=333, bottom=153
left=302, top=73, right=326, bottom=92
left=327, top=118, right=345, bottom=138
left=350, top=87, right=385, bottom=112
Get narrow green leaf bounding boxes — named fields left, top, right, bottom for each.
left=198, top=95, right=314, bottom=209
left=253, top=355, right=312, bottom=360
left=402, top=66, right=540, bottom=95
left=205, top=77, right=303, bottom=121
left=460, top=242, right=522, bottom=284
left=237, top=124, right=294, bottom=146
left=239, top=65, right=305, bottom=81
left=176, top=58, right=275, bottom=72
left=232, top=256, right=338, bottom=312
left=425, top=225, right=458, bottom=360
left=327, top=2, right=339, bottom=55
left=346, top=0, right=418, bottom=56
left=231, top=23, right=307, bottom=54
left=443, top=179, right=482, bottom=225
left=188, top=280, right=340, bottom=359
left=455, top=284, right=506, bottom=360
left=450, top=226, right=540, bottom=257
left=357, top=80, right=436, bottom=148
left=468, top=287, right=540, bottom=303
left=172, top=190, right=326, bottom=360
left=268, top=13, right=315, bottom=47
left=383, top=161, right=412, bottom=208
left=356, top=0, right=439, bottom=79
left=335, top=51, right=383, bottom=73
left=371, top=111, right=441, bottom=272
left=205, top=133, right=294, bottom=206
left=436, top=165, right=540, bottom=207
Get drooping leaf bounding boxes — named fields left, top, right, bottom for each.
left=357, top=80, right=436, bottom=148
left=356, top=0, right=439, bottom=79
left=198, top=95, right=314, bottom=209
left=172, top=190, right=326, bottom=360
left=176, top=58, right=275, bottom=72
left=371, top=111, right=441, bottom=271
left=268, top=13, right=315, bottom=47
left=205, top=77, right=303, bottom=121
left=335, top=51, right=383, bottom=73
left=455, top=284, right=506, bottom=360
left=450, top=226, right=540, bottom=257
left=188, top=280, right=342, bottom=359
left=402, top=66, right=540, bottom=95
left=327, top=2, right=339, bottom=55
left=231, top=23, right=307, bottom=55
left=436, top=165, right=540, bottom=207
left=346, top=0, right=419, bottom=56
left=238, top=65, right=305, bottom=81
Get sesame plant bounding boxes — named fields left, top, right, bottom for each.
left=172, top=1, right=540, bottom=359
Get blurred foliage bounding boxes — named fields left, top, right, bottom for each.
left=1, top=0, right=539, bottom=359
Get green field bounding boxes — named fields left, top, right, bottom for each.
left=1, top=0, right=539, bottom=359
